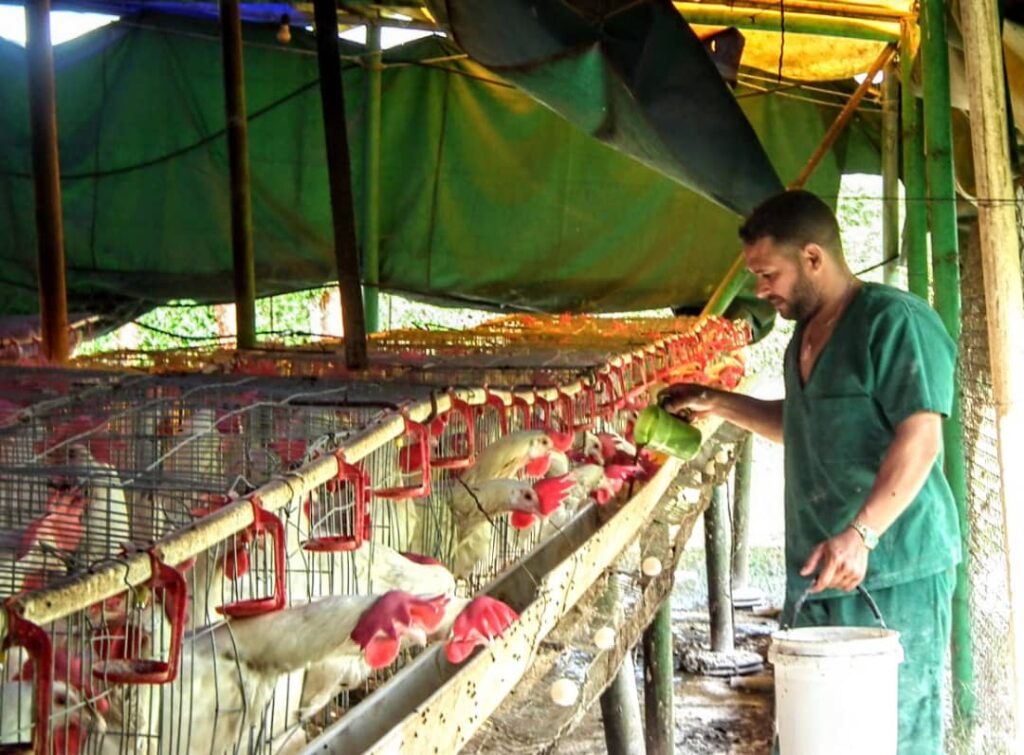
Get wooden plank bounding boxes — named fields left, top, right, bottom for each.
left=960, top=0, right=1024, bottom=745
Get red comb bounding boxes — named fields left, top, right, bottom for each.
left=445, top=596, right=519, bottom=665
left=400, top=551, right=444, bottom=567
left=524, top=454, right=551, bottom=477
left=351, top=592, right=449, bottom=669
left=604, top=464, right=642, bottom=482
left=21, top=490, right=87, bottom=556
left=533, top=475, right=574, bottom=516
left=546, top=431, right=575, bottom=452
left=510, top=511, right=536, bottom=530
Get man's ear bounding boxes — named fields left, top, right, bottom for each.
left=802, top=243, right=825, bottom=271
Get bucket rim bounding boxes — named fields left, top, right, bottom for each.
left=770, top=626, right=902, bottom=658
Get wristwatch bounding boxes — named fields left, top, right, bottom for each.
left=850, top=519, right=879, bottom=550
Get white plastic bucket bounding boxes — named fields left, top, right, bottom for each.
left=769, top=625, right=904, bottom=755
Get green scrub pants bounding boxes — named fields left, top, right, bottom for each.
left=782, top=569, right=954, bottom=755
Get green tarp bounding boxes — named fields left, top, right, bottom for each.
left=432, top=0, right=783, bottom=215
left=0, top=11, right=879, bottom=318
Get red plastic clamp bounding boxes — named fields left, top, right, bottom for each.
left=305, top=455, right=371, bottom=552
left=374, top=415, right=432, bottom=499
left=3, top=602, right=54, bottom=754
left=432, top=394, right=477, bottom=470
left=92, top=548, right=188, bottom=684
left=217, top=497, right=287, bottom=618
left=483, top=387, right=510, bottom=435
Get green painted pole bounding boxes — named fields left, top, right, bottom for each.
left=600, top=653, right=645, bottom=755
left=731, top=433, right=754, bottom=591
left=901, top=21, right=929, bottom=301
left=706, top=483, right=734, bottom=652
left=362, top=21, right=382, bottom=333
left=219, top=0, right=257, bottom=350
left=881, top=59, right=901, bottom=287
left=642, top=598, right=675, bottom=755
left=920, top=0, right=976, bottom=730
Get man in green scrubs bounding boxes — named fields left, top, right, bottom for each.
left=663, top=189, right=960, bottom=755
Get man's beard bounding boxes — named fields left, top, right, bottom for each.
left=779, top=271, right=818, bottom=322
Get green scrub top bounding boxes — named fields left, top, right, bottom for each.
left=782, top=283, right=962, bottom=602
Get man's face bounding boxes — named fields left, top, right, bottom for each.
left=744, top=236, right=818, bottom=321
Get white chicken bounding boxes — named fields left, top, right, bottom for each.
left=83, top=591, right=448, bottom=755
left=447, top=477, right=569, bottom=579
left=63, top=444, right=131, bottom=568
left=460, top=429, right=569, bottom=485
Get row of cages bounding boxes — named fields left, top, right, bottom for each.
left=0, top=314, right=750, bottom=754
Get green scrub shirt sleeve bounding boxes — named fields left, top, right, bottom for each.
left=870, top=300, right=956, bottom=428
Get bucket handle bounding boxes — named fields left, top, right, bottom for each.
left=785, top=584, right=886, bottom=630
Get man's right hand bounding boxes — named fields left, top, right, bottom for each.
left=658, top=383, right=722, bottom=420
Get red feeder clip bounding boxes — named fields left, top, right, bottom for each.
left=217, top=497, right=287, bottom=618
left=511, top=393, right=534, bottom=430
left=92, top=549, right=188, bottom=684
left=483, top=387, right=510, bottom=435
left=571, top=385, right=597, bottom=432
left=305, top=455, right=370, bottom=552
left=432, top=394, right=476, bottom=470
left=3, top=602, right=54, bottom=754
left=374, top=415, right=432, bottom=499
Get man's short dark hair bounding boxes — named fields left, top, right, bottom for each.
left=738, top=189, right=842, bottom=257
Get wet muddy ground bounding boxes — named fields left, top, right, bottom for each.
left=553, top=609, right=777, bottom=754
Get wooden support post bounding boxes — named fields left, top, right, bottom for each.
left=731, top=433, right=754, bottom=592
left=705, top=483, right=734, bottom=653
left=25, top=0, right=70, bottom=363
left=362, top=21, right=382, bottom=333
left=642, top=598, right=675, bottom=755
left=900, top=20, right=929, bottom=300
left=961, top=0, right=1024, bottom=746
left=920, top=0, right=976, bottom=730
left=219, top=0, right=257, bottom=349
left=312, top=0, right=368, bottom=369
left=881, top=57, right=901, bottom=286
left=600, top=652, right=645, bottom=755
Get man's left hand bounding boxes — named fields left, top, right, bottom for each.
left=800, top=527, right=869, bottom=593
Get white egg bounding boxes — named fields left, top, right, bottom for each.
left=704, top=460, right=717, bottom=476
left=550, top=678, right=580, bottom=707
left=642, top=556, right=663, bottom=577
left=594, top=626, right=616, bottom=650
left=714, top=448, right=731, bottom=464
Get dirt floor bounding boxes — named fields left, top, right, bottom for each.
left=552, top=608, right=777, bottom=754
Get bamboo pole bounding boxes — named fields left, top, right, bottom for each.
left=960, top=0, right=1024, bottom=745
left=362, top=21, right=383, bottom=333
left=881, top=58, right=900, bottom=286
left=600, top=653, right=645, bottom=755
left=675, top=0, right=912, bottom=23
left=219, top=0, right=257, bottom=350
left=900, top=20, right=929, bottom=301
left=642, top=595, right=675, bottom=754
left=312, top=0, right=368, bottom=369
left=675, top=4, right=899, bottom=42
left=702, top=43, right=896, bottom=317
left=25, top=0, right=70, bottom=363
left=919, top=0, right=976, bottom=729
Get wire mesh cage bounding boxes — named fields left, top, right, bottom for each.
left=1, top=313, right=753, bottom=753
